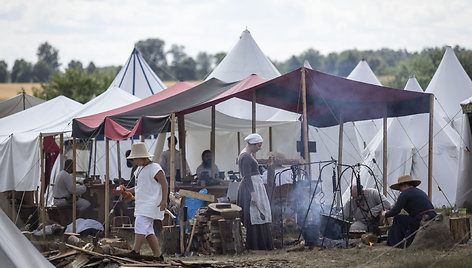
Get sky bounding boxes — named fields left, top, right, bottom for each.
left=1, top=0, right=471, bottom=69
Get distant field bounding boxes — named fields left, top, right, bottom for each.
left=0, top=83, right=40, bottom=100
left=0, top=81, right=204, bottom=101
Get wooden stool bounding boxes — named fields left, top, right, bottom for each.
left=449, top=216, right=470, bottom=244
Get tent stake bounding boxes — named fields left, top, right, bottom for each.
left=72, top=137, right=77, bottom=233
left=211, top=106, right=216, bottom=178
left=428, top=94, right=434, bottom=201
left=337, top=112, right=344, bottom=209
left=170, top=113, right=176, bottom=193
left=383, top=108, right=388, bottom=197
left=105, top=138, right=110, bottom=237
left=40, top=133, right=46, bottom=238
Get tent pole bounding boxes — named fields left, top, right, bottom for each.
left=72, top=137, right=77, bottom=233
left=117, top=140, right=122, bottom=185
left=237, top=132, right=241, bottom=154
left=93, top=138, right=97, bottom=177
left=428, top=94, right=434, bottom=201
left=39, top=133, right=46, bottom=238
left=59, top=133, right=64, bottom=170
left=105, top=138, right=110, bottom=237
left=170, top=113, right=176, bottom=193
left=178, top=115, right=187, bottom=177
left=11, top=190, right=15, bottom=221
left=269, top=127, right=273, bottom=152
left=301, top=67, right=310, bottom=168
left=337, top=112, right=344, bottom=208
left=211, top=106, right=216, bottom=178
left=383, top=108, right=388, bottom=197
left=22, top=89, right=26, bottom=110
left=140, top=135, right=145, bottom=142
left=252, top=91, right=256, bottom=133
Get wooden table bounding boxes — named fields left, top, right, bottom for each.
left=175, top=183, right=229, bottom=198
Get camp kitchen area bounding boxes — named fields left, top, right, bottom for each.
left=1, top=30, right=472, bottom=268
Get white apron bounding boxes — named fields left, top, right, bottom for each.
left=249, top=175, right=272, bottom=225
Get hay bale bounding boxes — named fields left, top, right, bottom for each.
left=410, top=214, right=454, bottom=250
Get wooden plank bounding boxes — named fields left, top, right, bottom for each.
left=47, top=250, right=78, bottom=261
left=120, top=264, right=171, bottom=267
left=179, top=189, right=215, bottom=202
left=64, top=244, right=144, bottom=265
left=65, top=253, right=89, bottom=268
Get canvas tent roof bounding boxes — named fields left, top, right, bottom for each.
left=347, top=59, right=382, bottom=86
left=353, top=76, right=460, bottom=206
left=0, top=92, right=45, bottom=118
left=108, top=48, right=166, bottom=99
left=0, top=209, right=53, bottom=267
left=456, top=96, right=472, bottom=208
left=425, top=47, right=472, bottom=129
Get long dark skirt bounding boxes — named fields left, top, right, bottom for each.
left=237, top=181, right=274, bottom=250
left=387, top=215, right=420, bottom=248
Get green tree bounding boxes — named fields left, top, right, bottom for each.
left=174, top=57, right=197, bottom=81
left=299, top=49, right=324, bottom=70
left=32, top=60, right=53, bottom=82
left=195, top=52, right=213, bottom=79
left=0, top=60, right=8, bottom=82
left=86, top=61, right=96, bottom=74
left=37, top=42, right=60, bottom=71
left=286, top=55, right=301, bottom=72
left=214, top=52, right=227, bottom=65
left=135, top=38, right=169, bottom=79
left=33, top=68, right=113, bottom=103
left=337, top=50, right=360, bottom=76
left=11, top=59, right=32, bottom=82
left=68, top=60, right=83, bottom=70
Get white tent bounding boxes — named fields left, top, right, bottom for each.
left=456, top=97, right=472, bottom=209
left=0, top=92, right=45, bottom=118
left=425, top=47, right=472, bottom=133
left=0, top=209, right=53, bottom=267
left=107, top=48, right=166, bottom=99
left=351, top=76, right=460, bottom=206
left=0, top=96, right=83, bottom=191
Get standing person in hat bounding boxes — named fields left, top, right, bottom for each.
left=383, top=175, right=436, bottom=248
left=237, top=133, right=273, bottom=250
left=125, top=143, right=168, bottom=260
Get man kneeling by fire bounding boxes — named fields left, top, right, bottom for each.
left=342, top=184, right=391, bottom=234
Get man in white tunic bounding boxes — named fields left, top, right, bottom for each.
left=126, top=143, right=168, bottom=261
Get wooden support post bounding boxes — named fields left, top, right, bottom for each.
left=105, top=138, right=110, bottom=237
left=140, top=135, right=145, bottom=142
left=301, top=67, right=310, bottom=167
left=450, top=216, right=471, bottom=244
left=72, top=137, right=77, bottom=233
left=211, top=106, right=216, bottom=178
left=428, top=94, right=434, bottom=201
left=237, top=132, right=241, bottom=153
left=252, top=91, right=256, bottom=133
left=269, top=127, right=273, bottom=152
left=179, top=197, right=187, bottom=254
left=170, top=113, right=176, bottom=193
left=11, top=191, right=15, bottom=221
left=59, top=133, right=64, bottom=170
left=93, top=138, right=97, bottom=177
left=383, top=108, right=388, bottom=197
left=337, top=112, right=344, bottom=208
left=267, top=156, right=275, bottom=205
left=178, top=115, right=187, bottom=177
left=117, top=140, right=122, bottom=185
left=39, top=134, right=46, bottom=238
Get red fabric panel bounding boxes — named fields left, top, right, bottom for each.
left=104, top=117, right=143, bottom=140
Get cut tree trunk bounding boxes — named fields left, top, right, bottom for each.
left=449, top=216, right=471, bottom=244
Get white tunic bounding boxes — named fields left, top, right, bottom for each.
left=134, top=163, right=165, bottom=220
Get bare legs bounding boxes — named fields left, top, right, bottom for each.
left=133, top=234, right=161, bottom=257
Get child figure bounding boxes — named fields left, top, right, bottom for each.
left=126, top=142, right=168, bottom=261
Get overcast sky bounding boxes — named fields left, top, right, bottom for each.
left=1, top=0, right=471, bottom=68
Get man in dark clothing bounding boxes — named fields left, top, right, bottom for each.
left=383, top=175, right=436, bottom=248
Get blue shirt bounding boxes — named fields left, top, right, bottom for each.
left=385, top=187, right=435, bottom=218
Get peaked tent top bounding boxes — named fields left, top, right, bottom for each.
left=347, top=59, right=382, bottom=86
left=206, top=29, right=280, bottom=83
left=303, top=60, right=313, bottom=69
left=426, top=47, right=472, bottom=119
left=405, top=76, right=424, bottom=93
left=108, top=48, right=167, bottom=99
left=0, top=92, right=45, bottom=118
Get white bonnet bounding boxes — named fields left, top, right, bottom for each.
left=244, top=133, right=263, bottom=144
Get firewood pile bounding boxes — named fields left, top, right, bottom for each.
left=189, top=204, right=245, bottom=255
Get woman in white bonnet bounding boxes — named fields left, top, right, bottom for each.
left=237, top=133, right=273, bottom=250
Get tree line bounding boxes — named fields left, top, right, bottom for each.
left=1, top=39, right=471, bottom=103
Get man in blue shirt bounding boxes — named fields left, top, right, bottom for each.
left=383, top=175, right=436, bottom=248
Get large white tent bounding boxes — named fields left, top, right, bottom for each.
left=350, top=76, right=461, bottom=206
left=425, top=47, right=472, bottom=134
left=0, top=92, right=45, bottom=118
left=0, top=96, right=83, bottom=191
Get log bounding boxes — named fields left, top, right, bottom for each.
left=48, top=250, right=78, bottom=261
left=179, top=189, right=215, bottom=202
left=449, top=216, right=471, bottom=244
left=99, top=238, right=130, bottom=249
left=67, top=235, right=86, bottom=247
left=93, top=244, right=130, bottom=255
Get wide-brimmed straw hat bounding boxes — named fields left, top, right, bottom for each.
left=126, top=142, right=153, bottom=159
left=390, top=174, right=421, bottom=190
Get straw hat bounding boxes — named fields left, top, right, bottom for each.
left=390, top=174, right=421, bottom=190
left=126, top=142, right=153, bottom=159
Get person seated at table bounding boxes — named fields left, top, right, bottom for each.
left=196, top=150, right=220, bottom=179
left=160, top=136, right=191, bottom=181
left=53, top=159, right=91, bottom=213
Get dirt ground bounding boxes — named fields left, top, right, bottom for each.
left=161, top=242, right=472, bottom=268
